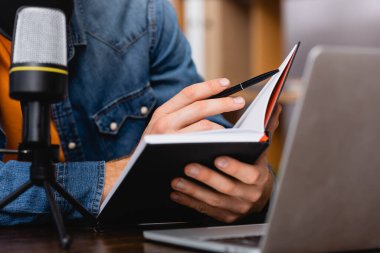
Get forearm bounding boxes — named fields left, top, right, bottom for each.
left=102, top=157, right=130, bottom=204
left=0, top=160, right=104, bottom=226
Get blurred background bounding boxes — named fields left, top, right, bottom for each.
left=169, top=0, right=380, bottom=170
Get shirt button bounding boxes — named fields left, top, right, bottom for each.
left=68, top=142, right=76, bottom=150
left=110, top=122, right=118, bottom=131
left=140, top=106, right=148, bottom=115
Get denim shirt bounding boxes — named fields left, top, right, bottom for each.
left=0, top=0, right=229, bottom=225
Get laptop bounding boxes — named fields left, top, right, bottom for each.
left=143, top=46, right=380, bottom=253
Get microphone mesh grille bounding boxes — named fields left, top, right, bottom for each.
left=12, top=7, right=67, bottom=66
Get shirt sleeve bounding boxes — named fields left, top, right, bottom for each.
left=0, top=160, right=104, bottom=225
left=148, top=0, right=231, bottom=128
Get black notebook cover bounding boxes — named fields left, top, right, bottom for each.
left=97, top=140, right=269, bottom=225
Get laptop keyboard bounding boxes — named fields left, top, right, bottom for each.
left=207, top=235, right=262, bottom=247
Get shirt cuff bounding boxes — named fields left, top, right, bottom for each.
left=55, top=161, right=105, bottom=219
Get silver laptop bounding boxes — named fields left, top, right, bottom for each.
left=143, top=46, right=380, bottom=253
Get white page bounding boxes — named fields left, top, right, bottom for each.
left=234, top=44, right=299, bottom=131
left=144, top=129, right=264, bottom=144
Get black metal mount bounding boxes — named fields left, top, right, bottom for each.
left=0, top=103, right=96, bottom=249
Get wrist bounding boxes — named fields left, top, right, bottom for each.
left=101, top=158, right=130, bottom=204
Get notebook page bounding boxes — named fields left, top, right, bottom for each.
left=143, top=129, right=264, bottom=144
left=234, top=44, right=299, bottom=132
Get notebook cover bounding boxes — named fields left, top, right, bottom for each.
left=97, top=140, right=269, bottom=225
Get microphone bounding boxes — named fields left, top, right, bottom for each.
left=0, top=7, right=95, bottom=249
left=9, top=7, right=68, bottom=145
left=10, top=6, right=67, bottom=103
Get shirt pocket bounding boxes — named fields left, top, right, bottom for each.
left=91, top=85, right=157, bottom=159
left=92, top=85, right=156, bottom=135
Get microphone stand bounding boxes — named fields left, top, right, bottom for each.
left=0, top=101, right=96, bottom=249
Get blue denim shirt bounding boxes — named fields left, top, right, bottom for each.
left=0, top=0, right=229, bottom=225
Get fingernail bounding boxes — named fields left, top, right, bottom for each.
left=175, top=180, right=186, bottom=190
left=219, top=78, right=230, bottom=87
left=188, top=165, right=200, bottom=176
left=216, top=157, right=229, bottom=168
left=171, top=193, right=180, bottom=201
left=233, top=96, right=245, bottom=104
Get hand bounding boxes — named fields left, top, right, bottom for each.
left=101, top=78, right=245, bottom=204
left=143, top=78, right=245, bottom=134
left=170, top=105, right=282, bottom=223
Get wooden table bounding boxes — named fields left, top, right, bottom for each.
left=3, top=225, right=380, bottom=253
left=0, top=225, right=198, bottom=253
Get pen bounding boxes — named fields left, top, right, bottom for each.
left=209, top=69, right=279, bottom=99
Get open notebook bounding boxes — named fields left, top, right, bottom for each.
left=96, top=43, right=300, bottom=226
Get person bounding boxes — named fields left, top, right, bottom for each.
left=0, top=0, right=280, bottom=225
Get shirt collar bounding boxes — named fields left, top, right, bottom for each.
left=69, top=1, right=86, bottom=46
left=67, top=0, right=86, bottom=61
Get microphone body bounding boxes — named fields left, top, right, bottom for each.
left=10, top=7, right=67, bottom=103
left=9, top=7, right=68, bottom=146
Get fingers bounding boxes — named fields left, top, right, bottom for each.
left=155, top=78, right=232, bottom=117
left=183, top=163, right=262, bottom=203
left=214, top=156, right=268, bottom=185
left=149, top=96, right=244, bottom=134
left=178, top=120, right=225, bottom=133
left=164, top=96, right=245, bottom=130
left=170, top=191, right=240, bottom=223
left=171, top=178, right=252, bottom=215
left=146, top=78, right=244, bottom=135
left=213, top=156, right=273, bottom=206
left=171, top=159, right=275, bottom=221
left=184, top=163, right=239, bottom=196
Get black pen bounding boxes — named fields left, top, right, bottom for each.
left=209, top=69, right=279, bottom=99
